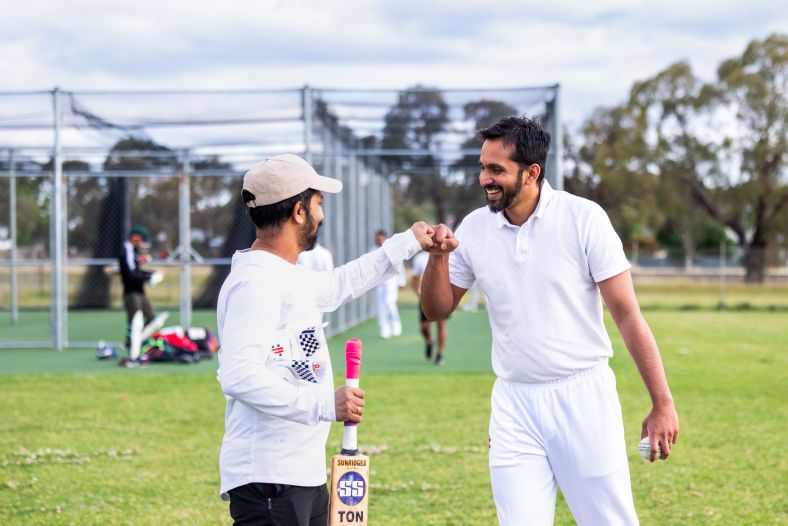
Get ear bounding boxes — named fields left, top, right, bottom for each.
left=527, top=164, right=541, bottom=184
left=292, top=201, right=307, bottom=225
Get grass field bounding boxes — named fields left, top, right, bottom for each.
left=1, top=295, right=787, bottom=524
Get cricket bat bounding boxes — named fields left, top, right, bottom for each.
left=129, top=310, right=144, bottom=361
left=139, top=311, right=169, bottom=341
left=329, top=338, right=369, bottom=526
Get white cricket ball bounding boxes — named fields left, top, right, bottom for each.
left=638, top=436, right=662, bottom=461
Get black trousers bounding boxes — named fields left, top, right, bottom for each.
left=123, top=292, right=155, bottom=325
left=228, top=483, right=328, bottom=526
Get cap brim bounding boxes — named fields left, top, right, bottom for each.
left=312, top=175, right=343, bottom=194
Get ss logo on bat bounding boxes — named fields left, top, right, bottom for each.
left=337, top=472, right=366, bottom=505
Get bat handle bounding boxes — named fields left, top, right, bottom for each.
left=342, top=338, right=362, bottom=454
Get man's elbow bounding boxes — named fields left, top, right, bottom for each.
left=421, top=299, right=451, bottom=321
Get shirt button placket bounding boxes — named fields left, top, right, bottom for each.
left=516, top=224, right=530, bottom=261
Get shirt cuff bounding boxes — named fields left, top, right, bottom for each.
left=382, top=229, right=422, bottom=265
left=320, top=391, right=336, bottom=422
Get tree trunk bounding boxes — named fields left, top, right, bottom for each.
left=743, top=244, right=767, bottom=283
left=193, top=195, right=256, bottom=308
left=73, top=177, right=128, bottom=308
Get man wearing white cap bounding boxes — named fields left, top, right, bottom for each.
left=216, top=154, right=436, bottom=525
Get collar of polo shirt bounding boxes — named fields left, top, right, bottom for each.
left=494, top=180, right=556, bottom=229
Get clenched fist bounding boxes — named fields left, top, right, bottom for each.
left=410, top=222, right=436, bottom=251
left=428, top=224, right=459, bottom=255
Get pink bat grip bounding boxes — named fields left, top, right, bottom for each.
left=345, top=338, right=362, bottom=380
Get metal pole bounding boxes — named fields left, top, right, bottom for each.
left=302, top=85, right=313, bottom=164
left=719, top=239, right=726, bottom=307
left=9, top=150, right=18, bottom=325
left=549, top=84, right=563, bottom=191
left=179, top=150, right=192, bottom=329
left=335, top=136, right=346, bottom=332
left=51, top=87, right=66, bottom=350
left=348, top=143, right=358, bottom=325
left=383, top=174, right=392, bottom=236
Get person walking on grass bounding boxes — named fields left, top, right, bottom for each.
left=410, top=250, right=447, bottom=365
left=216, top=154, right=435, bottom=526
left=420, top=116, right=679, bottom=525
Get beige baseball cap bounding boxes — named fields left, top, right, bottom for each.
left=242, top=154, right=342, bottom=207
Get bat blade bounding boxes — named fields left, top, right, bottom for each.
left=139, top=311, right=169, bottom=341
left=329, top=338, right=368, bottom=526
left=329, top=453, right=369, bottom=526
left=129, top=310, right=144, bottom=361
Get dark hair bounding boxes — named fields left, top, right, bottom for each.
left=243, top=188, right=315, bottom=232
left=478, top=116, right=551, bottom=183
left=375, top=229, right=387, bottom=238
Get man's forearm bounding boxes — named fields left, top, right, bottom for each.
left=619, top=311, right=673, bottom=405
left=420, top=254, right=454, bottom=320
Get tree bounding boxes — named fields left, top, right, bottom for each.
left=193, top=192, right=255, bottom=308
left=74, top=137, right=177, bottom=308
left=628, top=61, right=721, bottom=268
left=191, top=156, right=252, bottom=308
left=628, top=35, right=787, bottom=281
left=568, top=104, right=664, bottom=247
left=712, top=34, right=787, bottom=281
left=570, top=34, right=787, bottom=279
left=381, top=86, right=449, bottom=222
left=0, top=158, right=49, bottom=252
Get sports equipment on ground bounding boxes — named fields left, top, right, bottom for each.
left=329, top=339, right=369, bottom=526
left=95, top=340, right=116, bottom=360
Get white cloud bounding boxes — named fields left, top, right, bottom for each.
left=0, top=0, right=785, bottom=129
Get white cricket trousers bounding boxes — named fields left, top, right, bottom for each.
left=489, top=363, right=638, bottom=526
left=375, top=280, right=401, bottom=338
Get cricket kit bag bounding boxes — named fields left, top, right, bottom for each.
left=141, top=326, right=218, bottom=364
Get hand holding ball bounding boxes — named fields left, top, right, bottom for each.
left=638, top=436, right=663, bottom=462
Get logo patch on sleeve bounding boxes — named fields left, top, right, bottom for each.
left=270, top=343, right=285, bottom=359
left=298, top=327, right=321, bottom=357
left=289, top=360, right=318, bottom=383
left=311, top=361, right=325, bottom=379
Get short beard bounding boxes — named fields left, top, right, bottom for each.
left=487, top=168, right=524, bottom=213
left=298, top=211, right=321, bottom=251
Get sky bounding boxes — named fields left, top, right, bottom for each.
left=1, top=0, right=786, bottom=126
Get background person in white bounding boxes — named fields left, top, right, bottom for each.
left=372, top=229, right=406, bottom=339
left=216, top=154, right=435, bottom=526
left=420, top=117, right=679, bottom=525
left=296, top=241, right=334, bottom=272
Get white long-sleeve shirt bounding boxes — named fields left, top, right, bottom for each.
left=216, top=230, right=421, bottom=497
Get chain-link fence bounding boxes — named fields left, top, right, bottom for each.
left=0, top=85, right=562, bottom=350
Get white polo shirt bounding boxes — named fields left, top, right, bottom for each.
left=449, top=181, right=630, bottom=383
left=217, top=231, right=421, bottom=497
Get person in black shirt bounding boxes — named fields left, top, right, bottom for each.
left=119, top=226, right=156, bottom=346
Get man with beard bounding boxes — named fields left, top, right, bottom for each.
left=420, top=117, right=679, bottom=525
left=216, top=154, right=436, bottom=526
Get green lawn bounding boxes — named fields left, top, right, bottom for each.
left=1, top=307, right=786, bottom=525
